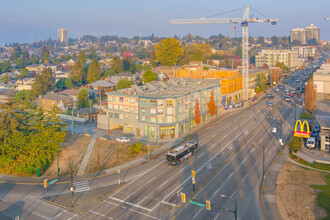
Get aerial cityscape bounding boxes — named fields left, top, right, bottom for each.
left=0, top=1, right=329, bottom=220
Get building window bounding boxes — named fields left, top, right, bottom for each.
left=124, top=106, right=129, bottom=111
left=109, top=104, right=113, bottom=109
left=167, top=107, right=173, bottom=115
left=108, top=112, right=113, bottom=118
left=158, top=109, right=164, bottom=115
left=167, top=116, right=173, bottom=123
left=125, top=98, right=128, bottom=102
left=141, top=107, right=146, bottom=113
left=141, top=116, right=145, bottom=121
left=167, top=99, right=173, bottom=106
left=151, top=100, right=156, bottom=106
left=150, top=109, right=156, bottom=115
left=158, top=100, right=164, bottom=106
left=114, top=113, right=119, bottom=119
left=158, top=118, right=164, bottom=123
left=119, top=97, right=124, bottom=102
left=119, top=105, right=124, bottom=110
left=141, top=99, right=146, bottom=104
left=114, top=105, right=119, bottom=110
left=325, top=136, right=330, bottom=142
left=119, top=114, right=123, bottom=119
left=325, top=144, right=330, bottom=151
left=130, top=107, right=135, bottom=112
left=151, top=117, right=156, bottom=123
left=130, top=98, right=135, bottom=103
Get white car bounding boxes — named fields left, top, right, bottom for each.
left=115, top=137, right=131, bottom=143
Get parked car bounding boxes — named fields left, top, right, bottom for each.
left=297, top=100, right=303, bottom=105
left=266, top=102, right=273, bottom=106
left=279, top=85, right=284, bottom=89
left=274, top=87, right=279, bottom=92
left=289, top=93, right=294, bottom=97
left=306, top=137, right=316, bottom=149
left=311, top=130, right=319, bottom=138
left=115, top=137, right=131, bottom=143
left=314, top=125, right=321, bottom=132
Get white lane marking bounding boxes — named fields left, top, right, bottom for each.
left=126, top=201, right=152, bottom=212
left=212, top=133, right=219, bottom=138
left=223, top=134, right=228, bottom=139
left=128, top=207, right=161, bottom=220
left=210, top=143, right=217, bottom=149
left=51, top=210, right=66, bottom=219
left=231, top=190, right=236, bottom=197
left=251, top=147, right=256, bottom=153
left=104, top=200, right=119, bottom=206
left=0, top=198, right=9, bottom=202
left=161, top=201, right=176, bottom=207
left=89, top=210, right=113, bottom=219
left=207, top=163, right=213, bottom=169
left=242, top=174, right=249, bottom=182
left=147, top=176, right=157, bottom=184
left=228, top=173, right=234, bottom=179
left=213, top=188, right=221, bottom=197
left=214, top=213, right=220, bottom=220
left=258, top=137, right=264, bottom=144
left=176, top=187, right=183, bottom=195
left=32, top=212, right=50, bottom=220
left=193, top=208, right=202, bottom=219
left=110, top=197, right=125, bottom=203
left=197, top=153, right=205, bottom=159
left=111, top=161, right=163, bottom=197
left=137, top=197, right=147, bottom=205
left=240, top=158, right=246, bottom=165
left=67, top=214, right=78, bottom=220
left=159, top=180, right=169, bottom=188
left=159, top=128, right=248, bottom=207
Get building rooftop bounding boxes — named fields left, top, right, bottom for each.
left=106, top=79, right=220, bottom=98
left=316, top=115, right=330, bottom=129
left=42, top=92, right=71, bottom=101
left=90, top=80, right=116, bottom=88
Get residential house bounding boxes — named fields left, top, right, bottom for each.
left=16, top=78, right=35, bottom=91
left=26, top=63, right=58, bottom=74
left=89, top=80, right=116, bottom=93
left=0, top=89, right=16, bottom=103
left=39, top=92, right=73, bottom=111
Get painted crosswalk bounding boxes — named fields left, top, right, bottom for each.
left=73, top=180, right=90, bottom=193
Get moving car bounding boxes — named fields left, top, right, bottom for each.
left=297, top=100, right=303, bottom=105
left=289, top=93, right=294, bottom=97
left=266, top=102, right=273, bottom=106
left=285, top=96, right=291, bottom=102
left=279, top=85, right=284, bottom=89
left=115, top=137, right=131, bottom=143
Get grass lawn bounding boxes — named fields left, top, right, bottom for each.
left=311, top=175, right=330, bottom=220
left=291, top=154, right=330, bottom=172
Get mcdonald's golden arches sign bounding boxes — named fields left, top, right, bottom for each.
left=293, top=120, right=311, bottom=138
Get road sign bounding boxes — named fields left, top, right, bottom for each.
left=44, top=179, right=47, bottom=188
left=192, top=170, right=195, bottom=178
left=192, top=177, right=196, bottom=184
left=190, top=200, right=205, bottom=207
left=48, top=179, right=58, bottom=185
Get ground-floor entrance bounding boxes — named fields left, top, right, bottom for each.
left=160, top=126, right=175, bottom=138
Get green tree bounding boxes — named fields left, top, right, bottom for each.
left=71, top=61, right=85, bottom=84
left=0, top=74, right=11, bottom=84
left=77, top=88, right=90, bottom=108
left=55, top=78, right=73, bottom=90
left=155, top=38, right=183, bottom=66
left=116, top=79, right=134, bottom=90
left=123, top=56, right=136, bottom=73
left=77, top=50, right=86, bottom=68
left=103, top=69, right=116, bottom=78
left=40, top=45, right=50, bottom=63
left=110, top=56, right=123, bottom=73
left=288, top=137, right=301, bottom=152
left=87, top=58, right=101, bottom=83
left=142, top=70, right=158, bottom=83
left=31, top=68, right=55, bottom=97
left=88, top=46, right=97, bottom=60
left=0, top=61, right=13, bottom=73
left=14, top=90, right=34, bottom=107
left=11, top=44, right=22, bottom=61
left=21, top=69, right=29, bottom=78
left=0, top=100, right=25, bottom=142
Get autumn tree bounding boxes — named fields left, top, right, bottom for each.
left=142, top=70, right=158, bottom=83
left=305, top=78, right=317, bottom=112
left=195, top=100, right=201, bottom=124
left=207, top=91, right=216, bottom=115
left=31, top=68, right=54, bottom=96
left=71, top=61, right=85, bottom=84
left=77, top=88, right=90, bottom=108
left=155, top=38, right=184, bottom=66
left=87, top=58, right=101, bottom=83
left=275, top=62, right=289, bottom=73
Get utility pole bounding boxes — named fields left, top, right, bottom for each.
left=294, top=102, right=297, bottom=122
left=71, top=99, right=74, bottom=134
left=70, top=161, right=74, bottom=208
left=57, top=145, right=60, bottom=177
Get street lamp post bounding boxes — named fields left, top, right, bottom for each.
left=57, top=146, right=60, bottom=177
left=147, top=124, right=150, bottom=159
left=262, top=145, right=265, bottom=187
left=220, top=194, right=237, bottom=220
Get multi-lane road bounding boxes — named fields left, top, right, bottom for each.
left=0, top=73, right=307, bottom=220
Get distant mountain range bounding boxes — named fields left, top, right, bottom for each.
left=0, top=22, right=57, bottom=45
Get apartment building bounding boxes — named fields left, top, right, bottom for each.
left=313, top=63, right=330, bottom=100
left=58, top=28, right=68, bottom=43
left=290, top=24, right=320, bottom=45
left=292, top=46, right=317, bottom=58
left=255, top=49, right=298, bottom=69
left=98, top=79, right=221, bottom=138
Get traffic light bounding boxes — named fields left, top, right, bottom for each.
left=192, top=170, right=195, bottom=178
left=206, top=200, right=211, bottom=210
left=44, top=179, right=47, bottom=188
left=181, top=192, right=186, bottom=203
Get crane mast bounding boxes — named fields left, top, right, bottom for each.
left=170, top=6, right=278, bottom=101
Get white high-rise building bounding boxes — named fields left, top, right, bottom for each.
left=58, top=28, right=68, bottom=43
left=290, top=28, right=306, bottom=45
left=305, top=24, right=320, bottom=43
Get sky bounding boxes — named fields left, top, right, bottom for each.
left=0, top=0, right=329, bottom=44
